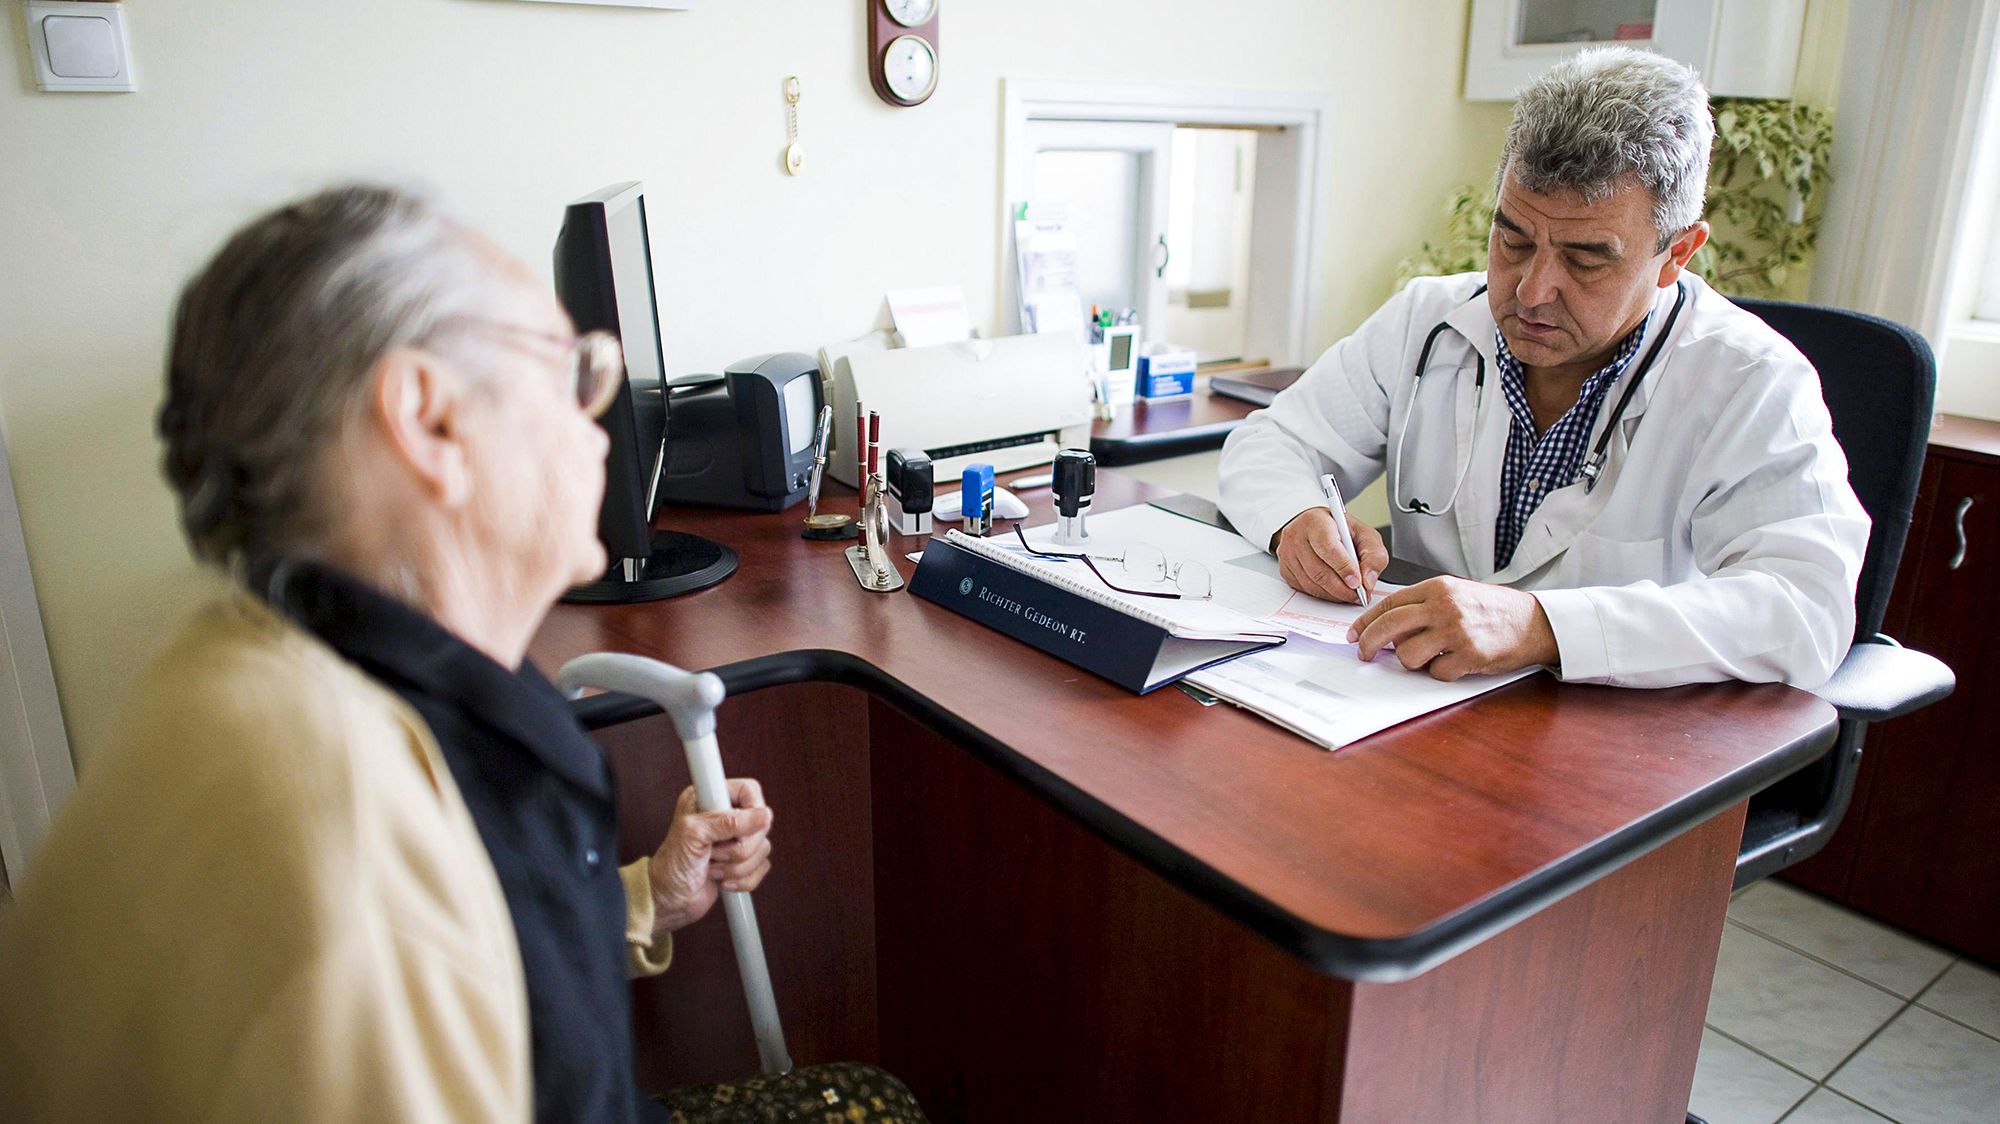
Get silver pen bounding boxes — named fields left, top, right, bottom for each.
left=1320, top=473, right=1370, bottom=606
left=806, top=404, right=833, bottom=519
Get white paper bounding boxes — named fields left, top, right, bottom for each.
left=1186, top=634, right=1534, bottom=751
left=1037, top=504, right=1537, bottom=750
left=1020, top=504, right=1391, bottom=629
left=1014, top=202, right=1086, bottom=339
left=968, top=528, right=1285, bottom=642
left=886, top=285, right=974, bottom=348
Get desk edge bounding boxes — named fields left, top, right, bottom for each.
left=572, top=649, right=1836, bottom=982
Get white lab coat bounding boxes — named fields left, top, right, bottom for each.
left=1218, top=271, right=1868, bottom=689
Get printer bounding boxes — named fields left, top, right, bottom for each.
left=825, top=333, right=1093, bottom=488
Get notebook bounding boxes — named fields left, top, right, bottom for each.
left=908, top=529, right=1286, bottom=694
left=1207, top=366, right=1305, bottom=408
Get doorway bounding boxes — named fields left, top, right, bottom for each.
left=1025, top=119, right=1175, bottom=334
left=1002, top=81, right=1335, bottom=369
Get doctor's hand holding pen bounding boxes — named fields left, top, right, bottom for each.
left=1273, top=507, right=1389, bottom=606
left=1276, top=506, right=1560, bottom=681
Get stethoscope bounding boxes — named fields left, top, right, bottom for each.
left=1393, top=281, right=1688, bottom=516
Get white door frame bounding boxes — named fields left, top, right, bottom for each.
left=1001, top=80, right=1336, bottom=366
left=0, top=423, right=74, bottom=888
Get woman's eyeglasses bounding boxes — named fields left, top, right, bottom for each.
left=1010, top=525, right=1213, bottom=600
left=565, top=331, right=625, bottom=418
left=441, top=318, right=625, bottom=419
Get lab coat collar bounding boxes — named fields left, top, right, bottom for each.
left=1487, top=278, right=1692, bottom=584
left=1591, top=276, right=1690, bottom=428
left=1459, top=276, right=1688, bottom=426
left=1443, top=284, right=1499, bottom=368
left=1441, top=286, right=1502, bottom=577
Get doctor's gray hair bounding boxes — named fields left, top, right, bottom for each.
left=1498, top=47, right=1714, bottom=252
left=159, top=184, right=500, bottom=569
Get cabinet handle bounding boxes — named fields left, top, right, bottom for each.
left=1155, top=234, right=1170, bottom=279
left=1950, top=496, right=1974, bottom=570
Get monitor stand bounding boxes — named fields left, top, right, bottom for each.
left=562, top=530, right=738, bottom=604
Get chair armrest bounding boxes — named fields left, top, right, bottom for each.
left=569, top=690, right=661, bottom=731
left=1812, top=638, right=1955, bottom=724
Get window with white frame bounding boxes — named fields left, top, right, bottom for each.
left=1977, top=192, right=2000, bottom=322
left=1955, top=32, right=2000, bottom=325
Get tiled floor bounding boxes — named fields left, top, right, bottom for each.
left=1691, top=881, right=2000, bottom=1124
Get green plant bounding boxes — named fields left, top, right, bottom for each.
left=1695, top=97, right=1833, bottom=295
left=1394, top=185, right=1495, bottom=284
left=1395, top=97, right=1834, bottom=299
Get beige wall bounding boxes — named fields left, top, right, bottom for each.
left=0, top=0, right=1510, bottom=765
left=1795, top=0, right=1849, bottom=110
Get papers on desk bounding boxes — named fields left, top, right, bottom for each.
left=908, top=529, right=1284, bottom=694
left=1051, top=504, right=1536, bottom=750
left=965, top=529, right=1287, bottom=643
left=1013, top=504, right=1382, bottom=640
left=1188, top=635, right=1534, bottom=751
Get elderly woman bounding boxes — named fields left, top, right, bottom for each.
left=0, top=186, right=921, bottom=1123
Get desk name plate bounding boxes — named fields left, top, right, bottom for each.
left=908, top=537, right=1279, bottom=694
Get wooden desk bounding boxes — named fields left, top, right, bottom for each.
left=531, top=473, right=1836, bottom=1123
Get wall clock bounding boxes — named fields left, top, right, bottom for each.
left=868, top=0, right=938, bottom=107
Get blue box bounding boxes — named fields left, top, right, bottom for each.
left=1136, top=348, right=1197, bottom=399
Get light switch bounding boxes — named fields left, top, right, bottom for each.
left=45, top=17, right=120, bottom=78
left=26, top=2, right=137, bottom=93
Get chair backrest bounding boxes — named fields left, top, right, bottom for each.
left=1731, top=298, right=1937, bottom=641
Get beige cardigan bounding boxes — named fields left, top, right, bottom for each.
left=0, top=594, right=668, bottom=1121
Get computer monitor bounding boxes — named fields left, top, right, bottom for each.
left=552, top=182, right=737, bottom=603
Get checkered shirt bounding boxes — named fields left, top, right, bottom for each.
left=1493, top=317, right=1649, bottom=570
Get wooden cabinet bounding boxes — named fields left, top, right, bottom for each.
left=1786, top=415, right=2000, bottom=965
left=1465, top=0, right=1807, bottom=101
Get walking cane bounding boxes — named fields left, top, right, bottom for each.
left=557, top=653, right=793, bottom=1076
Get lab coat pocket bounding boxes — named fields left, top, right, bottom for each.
left=1562, top=530, right=1668, bottom=588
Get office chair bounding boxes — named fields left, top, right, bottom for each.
left=1685, top=301, right=1957, bottom=1124
left=1728, top=298, right=1955, bottom=890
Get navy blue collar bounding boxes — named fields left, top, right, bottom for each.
left=252, top=559, right=611, bottom=800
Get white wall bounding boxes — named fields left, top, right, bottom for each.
left=0, top=0, right=1511, bottom=765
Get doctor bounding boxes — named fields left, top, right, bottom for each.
left=1219, top=47, right=1867, bottom=689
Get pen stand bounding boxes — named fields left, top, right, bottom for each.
left=845, top=475, right=905, bottom=593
